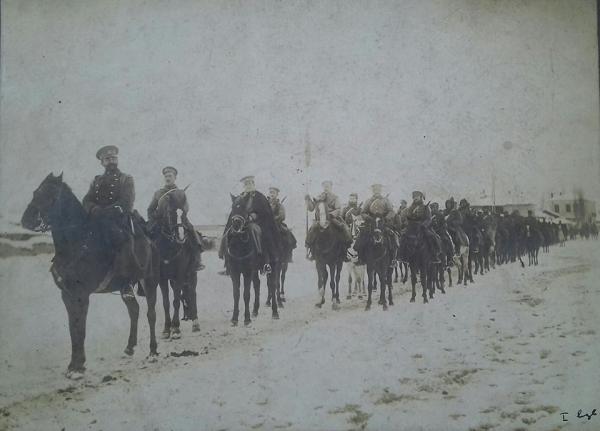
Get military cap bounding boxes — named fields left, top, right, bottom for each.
left=371, top=183, right=383, bottom=190
left=269, top=186, right=280, bottom=193
left=321, top=180, right=333, bottom=187
left=162, top=166, right=178, bottom=176
left=96, top=145, right=119, bottom=160
left=459, top=198, right=470, bottom=208
left=349, top=193, right=358, bottom=198
left=240, top=175, right=255, bottom=183
left=412, top=190, right=425, bottom=199
left=400, top=199, right=407, bottom=205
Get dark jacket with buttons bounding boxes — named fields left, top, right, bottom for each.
left=82, top=169, right=135, bottom=216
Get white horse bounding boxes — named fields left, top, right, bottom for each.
left=347, top=214, right=366, bottom=299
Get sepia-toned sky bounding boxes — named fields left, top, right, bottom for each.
left=1, top=0, right=599, bottom=230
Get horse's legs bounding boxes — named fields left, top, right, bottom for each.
left=280, top=262, right=288, bottom=302
left=387, top=266, right=394, bottom=306
left=268, top=267, right=280, bottom=319
left=142, top=279, right=158, bottom=357
left=420, top=266, right=428, bottom=304
left=347, top=267, right=353, bottom=299
left=334, top=262, right=342, bottom=304
left=410, top=263, right=417, bottom=303
left=365, top=267, right=373, bottom=310
left=230, top=271, right=241, bottom=325
left=62, top=290, right=89, bottom=375
left=315, top=262, right=326, bottom=307
left=243, top=270, right=252, bottom=326
left=159, top=277, right=171, bottom=338
left=252, top=270, right=260, bottom=317
left=170, top=282, right=182, bottom=339
left=187, top=273, right=200, bottom=332
left=378, top=269, right=387, bottom=310
left=121, top=288, right=139, bottom=356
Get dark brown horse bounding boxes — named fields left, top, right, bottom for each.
left=359, top=217, right=394, bottom=311
left=153, top=190, right=200, bottom=339
left=21, top=174, right=159, bottom=379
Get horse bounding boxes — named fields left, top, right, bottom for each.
left=312, top=201, right=346, bottom=310
left=361, top=216, right=394, bottom=310
left=223, top=196, right=276, bottom=325
left=346, top=214, right=366, bottom=300
left=21, top=173, right=159, bottom=379
left=153, top=190, right=200, bottom=339
left=398, top=222, right=434, bottom=303
left=266, top=227, right=294, bottom=307
left=447, top=226, right=469, bottom=286
left=525, top=224, right=541, bottom=266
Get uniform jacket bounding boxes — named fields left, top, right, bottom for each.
left=307, top=192, right=341, bottom=219
left=82, top=169, right=134, bottom=216
left=361, top=195, right=394, bottom=222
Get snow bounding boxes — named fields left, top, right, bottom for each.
left=0, top=240, right=599, bottom=430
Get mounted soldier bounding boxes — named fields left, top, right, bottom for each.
left=430, top=202, right=455, bottom=263
left=82, top=145, right=137, bottom=298
left=404, top=191, right=442, bottom=263
left=355, top=184, right=399, bottom=264
left=445, top=197, right=468, bottom=255
left=305, top=180, right=352, bottom=261
left=220, top=176, right=281, bottom=273
left=393, top=199, right=409, bottom=233
left=342, top=193, right=362, bottom=225
left=267, top=186, right=297, bottom=263
left=146, top=166, right=204, bottom=271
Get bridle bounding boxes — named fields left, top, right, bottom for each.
left=28, top=183, right=64, bottom=232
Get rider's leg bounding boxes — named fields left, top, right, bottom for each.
left=305, top=223, right=317, bottom=260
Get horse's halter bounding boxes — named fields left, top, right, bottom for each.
left=162, top=207, right=187, bottom=244
left=28, top=182, right=63, bottom=232
left=372, top=217, right=384, bottom=244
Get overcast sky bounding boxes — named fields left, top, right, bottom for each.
left=1, top=0, right=598, bottom=231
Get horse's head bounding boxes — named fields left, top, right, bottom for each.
left=372, top=217, right=384, bottom=244
left=350, top=213, right=364, bottom=239
left=22, top=173, right=64, bottom=232
left=228, top=195, right=249, bottom=235
left=315, top=200, right=329, bottom=229
left=158, top=189, right=188, bottom=243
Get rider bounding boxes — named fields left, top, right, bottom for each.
left=220, top=176, right=281, bottom=273
left=82, top=145, right=136, bottom=298
left=146, top=166, right=204, bottom=271
left=305, top=180, right=352, bottom=261
left=430, top=202, right=455, bottom=265
left=404, top=191, right=442, bottom=263
left=267, top=186, right=297, bottom=263
left=393, top=199, right=409, bottom=234
left=342, top=193, right=361, bottom=225
left=355, top=184, right=398, bottom=264
left=445, top=197, right=468, bottom=255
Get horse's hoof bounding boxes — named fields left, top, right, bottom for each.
left=315, top=303, right=323, bottom=308
left=147, top=354, right=159, bottom=363
left=423, top=298, right=428, bottom=304
left=347, top=295, right=352, bottom=300
left=332, top=303, right=340, bottom=311
left=266, top=300, right=271, bottom=306
left=365, top=304, right=371, bottom=311
left=358, top=295, right=362, bottom=299
left=252, top=311, right=258, bottom=318
left=65, top=370, right=85, bottom=380
left=378, top=299, right=384, bottom=305
left=272, top=312, right=280, bottom=320
left=192, top=322, right=201, bottom=332
left=277, top=301, right=284, bottom=308
left=124, top=347, right=134, bottom=356
left=161, top=331, right=170, bottom=340
left=410, top=297, right=415, bottom=303
left=281, top=297, right=286, bottom=303
left=389, top=300, right=394, bottom=306
left=244, top=319, right=251, bottom=326
left=440, top=289, right=446, bottom=294
left=336, top=298, right=341, bottom=304
left=231, top=320, right=238, bottom=327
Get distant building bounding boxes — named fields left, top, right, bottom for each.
left=543, top=193, right=596, bottom=224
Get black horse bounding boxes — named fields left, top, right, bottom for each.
left=312, top=200, right=346, bottom=310
left=224, top=195, right=279, bottom=325
left=360, top=217, right=394, bottom=311
left=398, top=222, right=434, bottom=303
left=153, top=189, right=200, bottom=339
left=21, top=174, right=159, bottom=379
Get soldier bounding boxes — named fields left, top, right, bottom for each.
left=431, top=202, right=455, bottom=264
left=267, top=186, right=297, bottom=263
left=220, top=176, right=281, bottom=273
left=82, top=145, right=136, bottom=298
left=404, top=191, right=442, bottom=263
left=393, top=199, right=409, bottom=233
left=355, top=184, right=398, bottom=263
left=305, top=180, right=352, bottom=261
left=147, top=166, right=204, bottom=271
left=342, top=193, right=361, bottom=225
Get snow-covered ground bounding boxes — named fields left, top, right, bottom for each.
left=0, top=240, right=599, bottom=431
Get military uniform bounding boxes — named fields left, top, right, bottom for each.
left=355, top=190, right=398, bottom=263
left=444, top=198, right=468, bottom=254
left=431, top=204, right=455, bottom=263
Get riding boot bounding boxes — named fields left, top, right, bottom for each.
left=192, top=248, right=205, bottom=271
left=120, top=281, right=135, bottom=299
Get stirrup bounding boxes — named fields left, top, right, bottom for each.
left=121, top=284, right=135, bottom=299
left=263, top=264, right=272, bottom=274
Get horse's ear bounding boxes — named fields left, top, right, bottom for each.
left=230, top=193, right=236, bottom=203
left=57, top=172, right=63, bottom=182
